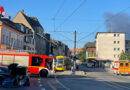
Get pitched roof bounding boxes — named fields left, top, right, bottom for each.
left=0, top=18, right=24, bottom=33
left=86, top=42, right=96, bottom=48
left=21, top=12, right=44, bottom=32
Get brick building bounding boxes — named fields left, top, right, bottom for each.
left=86, top=42, right=96, bottom=59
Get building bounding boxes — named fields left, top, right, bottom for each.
left=13, top=10, right=49, bottom=55
left=125, top=40, right=130, bottom=53
left=86, top=42, right=96, bottom=59
left=69, top=47, right=82, bottom=55
left=50, top=40, right=70, bottom=57
left=96, top=32, right=125, bottom=61
left=0, top=17, right=35, bottom=53
left=0, top=17, right=24, bottom=50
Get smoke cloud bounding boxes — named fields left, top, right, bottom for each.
left=104, top=12, right=130, bottom=39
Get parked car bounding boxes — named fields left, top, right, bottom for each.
left=0, top=63, right=30, bottom=88
left=0, top=66, right=10, bottom=85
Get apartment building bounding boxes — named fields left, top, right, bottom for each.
left=86, top=42, right=96, bottom=59
left=13, top=10, right=48, bottom=55
left=96, top=32, right=125, bottom=61
left=125, top=40, right=130, bottom=53
left=0, top=18, right=24, bottom=50
left=0, top=17, right=35, bottom=52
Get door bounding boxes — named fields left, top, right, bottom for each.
left=124, top=62, right=129, bottom=73
left=119, top=62, right=124, bottom=74
left=29, top=56, right=43, bottom=74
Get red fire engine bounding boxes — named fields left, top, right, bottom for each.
left=0, top=50, right=55, bottom=77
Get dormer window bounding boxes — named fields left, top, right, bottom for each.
left=21, top=25, right=24, bottom=32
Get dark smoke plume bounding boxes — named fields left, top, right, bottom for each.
left=104, top=12, right=130, bottom=39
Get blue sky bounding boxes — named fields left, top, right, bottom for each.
left=1, top=0, right=130, bottom=49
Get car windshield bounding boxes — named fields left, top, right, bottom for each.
left=57, top=58, right=63, bottom=65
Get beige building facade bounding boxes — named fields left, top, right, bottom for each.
left=96, top=32, right=125, bottom=61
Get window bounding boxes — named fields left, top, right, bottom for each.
left=21, top=25, right=24, bottom=32
left=126, top=63, right=129, bottom=67
left=45, top=59, right=52, bottom=70
left=117, top=34, right=120, bottom=37
left=11, top=38, right=13, bottom=46
left=118, top=55, right=120, bottom=58
left=117, top=41, right=120, bottom=44
left=120, top=63, right=123, bottom=67
left=126, top=49, right=128, bottom=51
left=118, top=48, right=120, bottom=51
left=6, top=36, right=9, bottom=45
left=2, top=34, right=5, bottom=44
left=31, top=57, right=43, bottom=66
left=114, top=54, right=116, bottom=58
left=114, top=41, right=116, bottom=44
left=114, top=34, right=116, bottom=37
left=114, top=48, right=116, bottom=51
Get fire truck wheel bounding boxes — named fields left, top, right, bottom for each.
left=40, top=69, right=48, bottom=78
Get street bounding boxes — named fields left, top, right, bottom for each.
left=0, top=65, right=130, bottom=90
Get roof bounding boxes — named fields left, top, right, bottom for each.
left=21, top=11, right=44, bottom=32
left=86, top=42, right=96, bottom=48
left=0, top=18, right=24, bottom=33
left=69, top=47, right=82, bottom=54
left=95, top=32, right=125, bottom=38
left=125, top=40, right=130, bottom=42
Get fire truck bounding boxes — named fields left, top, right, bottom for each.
left=0, top=50, right=55, bottom=77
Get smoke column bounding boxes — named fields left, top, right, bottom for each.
left=104, top=12, right=130, bottom=39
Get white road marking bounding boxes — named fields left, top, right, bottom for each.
left=55, top=75, right=70, bottom=90
left=47, top=80, right=57, bottom=90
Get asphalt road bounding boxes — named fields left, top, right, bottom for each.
left=0, top=65, right=130, bottom=90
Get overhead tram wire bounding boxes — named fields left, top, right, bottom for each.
left=52, top=0, right=66, bottom=31
left=53, top=0, right=66, bottom=19
left=56, top=0, right=87, bottom=30
left=77, top=6, right=130, bottom=42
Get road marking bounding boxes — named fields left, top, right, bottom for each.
left=101, top=80, right=123, bottom=90
left=55, top=74, right=70, bottom=90
left=47, top=80, right=57, bottom=90
left=96, top=75, right=130, bottom=90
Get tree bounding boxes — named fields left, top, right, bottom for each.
left=77, top=43, right=88, bottom=62
left=119, top=51, right=130, bottom=60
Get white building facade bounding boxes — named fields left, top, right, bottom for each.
left=96, top=32, right=125, bottom=61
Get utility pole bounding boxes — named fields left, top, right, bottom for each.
left=74, top=30, right=76, bottom=69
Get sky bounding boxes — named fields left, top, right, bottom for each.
left=1, top=0, right=130, bottom=49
